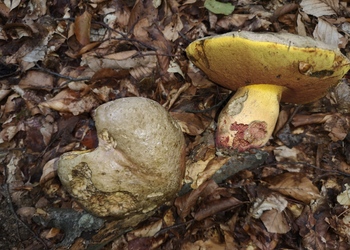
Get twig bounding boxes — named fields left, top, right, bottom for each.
left=154, top=219, right=194, bottom=237
left=3, top=153, right=49, bottom=249
left=184, top=96, right=229, bottom=113
left=270, top=161, right=350, bottom=177
left=33, top=63, right=91, bottom=87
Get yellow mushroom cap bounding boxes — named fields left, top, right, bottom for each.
left=186, top=31, right=350, bottom=104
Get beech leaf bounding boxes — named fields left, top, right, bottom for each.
left=266, top=172, right=320, bottom=203
left=204, top=0, right=235, bottom=15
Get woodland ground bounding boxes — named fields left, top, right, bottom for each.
left=1, top=0, right=350, bottom=249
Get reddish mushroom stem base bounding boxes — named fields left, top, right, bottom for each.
left=216, top=84, right=284, bottom=153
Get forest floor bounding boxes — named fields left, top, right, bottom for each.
left=1, top=0, right=350, bottom=249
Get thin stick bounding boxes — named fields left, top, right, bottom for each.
left=3, top=152, right=48, bottom=249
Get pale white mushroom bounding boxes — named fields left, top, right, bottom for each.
left=57, top=97, right=186, bottom=227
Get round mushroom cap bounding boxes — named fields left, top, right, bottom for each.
left=186, top=31, right=350, bottom=104
left=57, top=97, right=186, bottom=222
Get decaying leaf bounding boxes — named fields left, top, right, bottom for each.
left=260, top=208, right=291, bottom=234
left=337, top=183, right=350, bottom=206
left=300, top=0, right=337, bottom=17
left=127, top=219, right=163, bottom=240
left=265, top=172, right=320, bottom=203
left=175, top=179, right=218, bottom=219
left=2, top=0, right=350, bottom=248
left=292, top=113, right=350, bottom=141
left=18, top=71, right=54, bottom=90
left=75, top=11, right=92, bottom=46
left=194, top=197, right=242, bottom=221
left=204, top=0, right=235, bottom=15
left=313, top=18, right=343, bottom=48
left=251, top=193, right=288, bottom=219
left=40, top=89, right=100, bottom=115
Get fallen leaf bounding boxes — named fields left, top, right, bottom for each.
left=300, top=0, right=337, bottom=17
left=265, top=172, right=320, bottom=203
left=127, top=220, right=163, bottom=240
left=175, top=179, right=218, bottom=219
left=40, top=89, right=100, bottom=115
left=170, top=112, right=207, bottom=136
left=162, top=14, right=183, bottom=42
left=18, top=71, right=54, bottom=90
left=337, top=183, right=350, bottom=206
left=251, top=192, right=288, bottom=219
left=260, top=208, right=291, bottom=234
left=4, top=0, right=20, bottom=11
left=75, top=11, right=92, bottom=46
left=204, top=0, right=235, bottom=15
left=194, top=197, right=242, bottom=221
left=313, top=18, right=343, bottom=48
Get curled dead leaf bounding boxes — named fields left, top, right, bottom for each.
left=40, top=89, right=100, bottom=115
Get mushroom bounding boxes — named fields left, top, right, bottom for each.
left=57, top=97, right=186, bottom=226
left=186, top=31, right=350, bottom=153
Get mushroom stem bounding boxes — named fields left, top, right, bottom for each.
left=216, top=84, right=285, bottom=153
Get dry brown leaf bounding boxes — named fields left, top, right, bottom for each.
left=181, top=239, right=226, bottom=250
left=104, top=50, right=138, bottom=60
left=24, top=115, right=57, bottom=152
left=273, top=146, right=303, bottom=164
left=260, top=209, right=291, bottom=234
left=75, top=11, right=91, bottom=46
left=2, top=93, right=20, bottom=114
left=45, top=227, right=61, bottom=239
left=0, top=116, right=25, bottom=144
left=194, top=197, right=242, bottom=221
left=127, top=220, right=163, bottom=240
left=337, top=183, right=350, bottom=206
left=292, top=113, right=329, bottom=126
left=194, top=156, right=229, bottom=189
left=82, top=52, right=157, bottom=73
left=333, top=210, right=350, bottom=240
left=297, top=14, right=307, bottom=36
left=170, top=112, right=206, bottom=135
left=266, top=172, right=320, bottom=203
left=16, top=207, right=36, bottom=223
left=4, top=0, right=20, bottom=11
left=300, top=0, right=337, bottom=17
left=175, top=179, right=218, bottom=219
left=40, top=158, right=59, bottom=185
left=313, top=18, right=343, bottom=48
left=216, top=14, right=256, bottom=30
left=0, top=3, right=10, bottom=18
left=128, top=0, right=158, bottom=33
left=18, top=71, right=54, bottom=90
left=292, top=113, right=350, bottom=141
left=186, top=63, right=215, bottom=89
left=163, top=14, right=183, bottom=41
left=251, top=192, right=288, bottom=219
left=40, top=89, right=100, bottom=115
left=127, top=235, right=166, bottom=250
left=271, top=3, right=298, bottom=22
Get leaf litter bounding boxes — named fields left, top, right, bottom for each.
left=1, top=0, right=350, bottom=249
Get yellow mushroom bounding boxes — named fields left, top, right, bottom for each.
left=186, top=31, right=350, bottom=153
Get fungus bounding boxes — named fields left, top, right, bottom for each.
left=186, top=31, right=350, bottom=153
left=57, top=97, right=186, bottom=227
